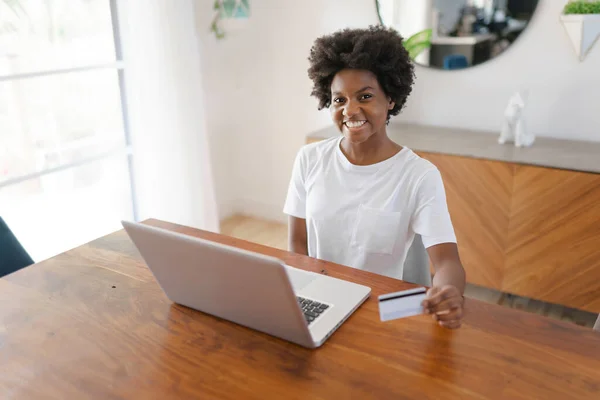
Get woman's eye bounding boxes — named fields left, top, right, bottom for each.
left=360, top=94, right=373, bottom=100
left=333, top=97, right=345, bottom=104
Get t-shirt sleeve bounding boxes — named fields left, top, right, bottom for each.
left=283, top=148, right=307, bottom=219
left=411, top=168, right=457, bottom=248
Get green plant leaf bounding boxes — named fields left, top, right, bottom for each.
left=404, top=29, right=432, bottom=48
left=403, top=29, right=432, bottom=60
left=406, top=42, right=431, bottom=60
left=210, top=13, right=225, bottom=39
left=563, top=0, right=600, bottom=14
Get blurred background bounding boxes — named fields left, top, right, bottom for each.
left=1, top=0, right=599, bottom=328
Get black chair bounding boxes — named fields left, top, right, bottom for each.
left=0, top=217, right=34, bottom=277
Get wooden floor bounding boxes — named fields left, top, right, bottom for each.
left=221, top=214, right=598, bottom=328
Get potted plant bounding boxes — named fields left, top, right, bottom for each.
left=560, top=0, right=600, bottom=61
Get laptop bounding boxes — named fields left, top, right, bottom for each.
left=121, top=221, right=371, bottom=348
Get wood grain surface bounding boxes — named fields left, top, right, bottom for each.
left=418, top=152, right=514, bottom=290
left=1, top=219, right=599, bottom=400
left=505, top=165, right=600, bottom=312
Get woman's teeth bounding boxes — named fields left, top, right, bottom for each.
left=345, top=120, right=366, bottom=128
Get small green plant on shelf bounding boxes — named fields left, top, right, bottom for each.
left=563, top=0, right=600, bottom=15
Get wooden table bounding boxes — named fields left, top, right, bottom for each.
left=1, top=219, right=599, bottom=399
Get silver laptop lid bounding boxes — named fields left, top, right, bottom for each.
left=121, top=221, right=316, bottom=348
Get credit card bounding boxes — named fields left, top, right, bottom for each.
left=378, top=287, right=427, bottom=321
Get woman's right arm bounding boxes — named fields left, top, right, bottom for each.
left=288, top=216, right=308, bottom=256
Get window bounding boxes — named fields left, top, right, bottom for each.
left=0, top=0, right=135, bottom=262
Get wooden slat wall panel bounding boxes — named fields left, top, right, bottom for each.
left=504, top=165, right=600, bottom=312
left=418, top=152, right=514, bottom=290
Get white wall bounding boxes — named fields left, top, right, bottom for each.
left=119, top=0, right=219, bottom=231
left=196, top=0, right=600, bottom=224
left=196, top=0, right=378, bottom=222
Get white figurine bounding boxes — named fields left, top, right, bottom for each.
left=498, top=90, right=534, bottom=147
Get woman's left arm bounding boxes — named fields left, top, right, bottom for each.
left=429, top=243, right=465, bottom=293
left=422, top=243, right=466, bottom=329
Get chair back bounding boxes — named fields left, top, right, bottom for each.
left=0, top=217, right=34, bottom=277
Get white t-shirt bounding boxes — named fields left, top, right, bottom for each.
left=283, top=136, right=456, bottom=280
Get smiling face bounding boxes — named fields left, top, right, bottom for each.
left=330, top=69, right=394, bottom=144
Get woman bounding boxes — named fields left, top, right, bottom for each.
left=283, top=26, right=466, bottom=329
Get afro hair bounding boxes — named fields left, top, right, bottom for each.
left=307, top=25, right=415, bottom=120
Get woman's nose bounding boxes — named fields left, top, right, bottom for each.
left=342, top=100, right=359, bottom=118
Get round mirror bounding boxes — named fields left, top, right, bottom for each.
left=375, top=0, right=539, bottom=70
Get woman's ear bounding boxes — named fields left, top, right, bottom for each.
left=388, top=98, right=395, bottom=110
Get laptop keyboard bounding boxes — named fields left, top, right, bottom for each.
left=297, top=296, right=329, bottom=325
